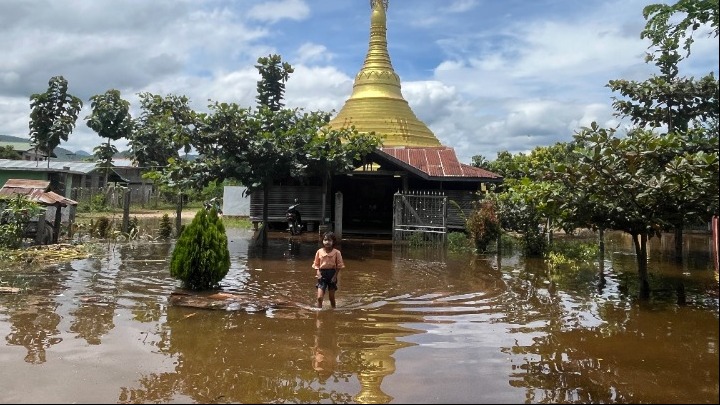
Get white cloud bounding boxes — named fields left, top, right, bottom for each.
left=446, top=0, right=478, bottom=14
left=247, top=0, right=310, bottom=23
left=285, top=65, right=353, bottom=113
left=0, top=0, right=716, bottom=165
left=295, top=43, right=333, bottom=64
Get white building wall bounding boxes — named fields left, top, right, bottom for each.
left=222, top=186, right=250, bottom=216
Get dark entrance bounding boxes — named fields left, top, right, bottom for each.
left=334, top=174, right=400, bottom=236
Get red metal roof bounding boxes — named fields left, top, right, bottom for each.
left=0, top=179, right=78, bottom=206
left=378, top=146, right=502, bottom=179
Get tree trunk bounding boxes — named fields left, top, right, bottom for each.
left=175, top=193, right=183, bottom=237
left=547, top=218, right=553, bottom=246
left=674, top=225, right=683, bottom=263
left=632, top=232, right=650, bottom=299
left=103, top=139, right=111, bottom=187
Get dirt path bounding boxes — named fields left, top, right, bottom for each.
left=76, top=208, right=201, bottom=220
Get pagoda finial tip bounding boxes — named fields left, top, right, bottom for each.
left=371, top=0, right=388, bottom=11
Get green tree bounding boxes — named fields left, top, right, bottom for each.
left=482, top=144, right=575, bottom=255
left=255, top=54, right=294, bottom=112
left=607, top=0, right=719, bottom=260
left=470, top=154, right=490, bottom=170
left=170, top=208, right=230, bottom=290
left=29, top=76, right=83, bottom=168
left=130, top=92, right=200, bottom=232
left=130, top=92, right=196, bottom=169
left=85, top=89, right=134, bottom=187
left=641, top=0, right=718, bottom=61
left=0, top=145, right=20, bottom=160
left=559, top=123, right=717, bottom=297
left=483, top=150, right=533, bottom=179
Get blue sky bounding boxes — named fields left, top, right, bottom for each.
left=0, top=0, right=717, bottom=163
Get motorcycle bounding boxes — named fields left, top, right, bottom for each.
left=204, top=197, right=223, bottom=216
left=286, top=199, right=303, bottom=235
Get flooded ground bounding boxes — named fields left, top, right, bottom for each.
left=0, top=227, right=718, bottom=404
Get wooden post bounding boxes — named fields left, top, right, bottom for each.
left=321, top=174, right=327, bottom=225
left=334, top=191, right=343, bottom=242
left=52, top=203, right=62, bottom=244
left=122, top=188, right=131, bottom=233
left=35, top=214, right=46, bottom=245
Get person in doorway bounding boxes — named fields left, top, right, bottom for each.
left=313, top=231, right=345, bottom=309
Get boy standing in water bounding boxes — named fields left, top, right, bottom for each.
left=313, top=232, right=345, bottom=309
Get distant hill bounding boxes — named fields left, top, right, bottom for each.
left=0, top=134, right=29, bottom=143
left=1, top=134, right=196, bottom=162
left=1, top=134, right=92, bottom=161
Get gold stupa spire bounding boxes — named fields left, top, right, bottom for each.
left=327, top=0, right=441, bottom=147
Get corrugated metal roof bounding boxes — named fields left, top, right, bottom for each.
left=0, top=141, right=33, bottom=151
left=0, top=178, right=78, bottom=206
left=0, top=158, right=100, bottom=174
left=3, top=179, right=50, bottom=189
left=378, top=146, right=502, bottom=180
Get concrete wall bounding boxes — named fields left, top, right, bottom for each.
left=223, top=186, right=250, bottom=216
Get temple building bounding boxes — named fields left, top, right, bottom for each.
left=250, top=0, right=502, bottom=238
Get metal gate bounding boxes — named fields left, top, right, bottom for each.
left=392, top=191, right=447, bottom=244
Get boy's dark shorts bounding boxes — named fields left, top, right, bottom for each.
left=316, top=269, right=338, bottom=291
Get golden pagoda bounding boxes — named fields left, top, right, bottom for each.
left=327, top=0, right=441, bottom=147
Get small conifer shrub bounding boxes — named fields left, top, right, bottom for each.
left=158, top=214, right=173, bottom=239
left=170, top=208, right=230, bottom=290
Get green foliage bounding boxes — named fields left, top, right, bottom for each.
left=606, top=0, right=719, bottom=228
left=170, top=208, right=230, bottom=290
left=158, top=214, right=173, bottom=239
left=499, top=233, right=518, bottom=253
left=78, top=192, right=109, bottom=213
left=85, top=89, right=134, bottom=141
left=90, top=216, right=112, bottom=238
left=0, top=196, right=44, bottom=249
left=221, top=216, right=253, bottom=229
left=470, top=155, right=490, bottom=170
left=490, top=181, right=549, bottom=257
left=126, top=216, right=140, bottom=239
left=0, top=145, right=20, bottom=160
left=546, top=240, right=600, bottom=271
left=642, top=0, right=719, bottom=60
left=129, top=92, right=198, bottom=169
left=29, top=76, right=83, bottom=165
left=466, top=199, right=501, bottom=253
left=86, top=89, right=134, bottom=185
left=446, top=231, right=474, bottom=253
left=407, top=231, right=425, bottom=247
left=255, top=54, right=294, bottom=111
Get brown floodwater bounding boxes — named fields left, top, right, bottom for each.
left=0, top=228, right=717, bottom=404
